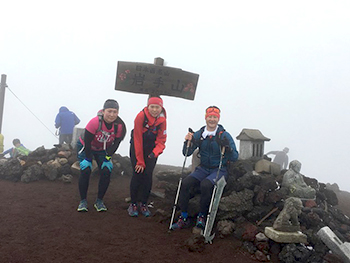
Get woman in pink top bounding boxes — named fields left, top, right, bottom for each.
left=76, top=99, right=126, bottom=212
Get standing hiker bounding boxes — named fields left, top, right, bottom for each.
left=55, top=106, right=80, bottom=145
left=265, top=147, right=289, bottom=170
left=76, top=99, right=126, bottom=212
left=170, top=106, right=238, bottom=230
left=127, top=96, right=167, bottom=217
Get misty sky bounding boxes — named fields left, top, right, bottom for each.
left=1, top=1, right=350, bottom=190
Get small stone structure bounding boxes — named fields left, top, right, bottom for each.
left=236, top=129, right=270, bottom=160
left=282, top=160, right=316, bottom=199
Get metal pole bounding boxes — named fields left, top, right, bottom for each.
left=148, top=57, right=164, bottom=98
left=0, top=74, right=7, bottom=133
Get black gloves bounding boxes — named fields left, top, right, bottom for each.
left=148, top=152, right=156, bottom=159
left=220, top=137, right=231, bottom=152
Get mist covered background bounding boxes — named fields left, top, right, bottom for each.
left=1, top=1, right=349, bottom=190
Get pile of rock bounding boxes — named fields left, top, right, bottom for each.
left=155, top=159, right=349, bottom=262
left=0, top=145, right=133, bottom=183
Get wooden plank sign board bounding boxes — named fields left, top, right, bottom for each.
left=115, top=61, right=199, bottom=100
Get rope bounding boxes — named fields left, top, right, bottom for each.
left=6, top=86, right=57, bottom=138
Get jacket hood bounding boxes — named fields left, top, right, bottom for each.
left=59, top=106, right=69, bottom=113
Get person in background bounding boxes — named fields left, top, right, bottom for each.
left=127, top=96, right=167, bottom=217
left=55, top=106, right=80, bottom=145
left=265, top=147, right=289, bottom=170
left=171, top=106, right=238, bottom=230
left=76, top=99, right=126, bottom=212
left=2, top=138, right=30, bottom=158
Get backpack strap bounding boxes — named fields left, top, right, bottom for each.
left=196, top=126, right=206, bottom=149
left=142, top=109, right=149, bottom=128
left=97, top=114, right=103, bottom=133
left=142, top=109, right=160, bottom=131
left=197, top=126, right=225, bottom=149
left=97, top=113, right=120, bottom=136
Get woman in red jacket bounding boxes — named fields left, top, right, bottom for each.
left=128, top=96, right=167, bottom=217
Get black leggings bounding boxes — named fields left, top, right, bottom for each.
left=129, top=144, right=157, bottom=204
left=178, top=176, right=214, bottom=216
left=78, top=158, right=111, bottom=201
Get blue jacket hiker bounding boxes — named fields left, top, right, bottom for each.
left=171, top=106, right=238, bottom=230
left=55, top=106, right=80, bottom=145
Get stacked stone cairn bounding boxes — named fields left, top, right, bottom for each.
left=155, top=158, right=349, bottom=262
left=0, top=144, right=133, bottom=183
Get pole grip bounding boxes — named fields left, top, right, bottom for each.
left=221, top=146, right=225, bottom=155
left=186, top=127, right=194, bottom=147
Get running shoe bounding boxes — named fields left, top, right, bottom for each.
left=140, top=203, right=151, bottom=217
left=171, top=216, right=189, bottom=230
left=196, top=214, right=206, bottom=229
left=77, top=199, right=88, bottom=212
left=94, top=198, right=107, bottom=212
left=128, top=203, right=138, bottom=217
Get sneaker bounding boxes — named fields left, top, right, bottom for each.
left=77, top=199, right=88, bottom=212
left=140, top=203, right=151, bottom=217
left=128, top=203, right=138, bottom=217
left=196, top=214, right=206, bottom=229
left=94, top=199, right=107, bottom=212
left=171, top=216, right=189, bottom=230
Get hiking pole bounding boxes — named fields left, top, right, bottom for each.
left=169, top=128, right=194, bottom=231
left=203, top=145, right=226, bottom=244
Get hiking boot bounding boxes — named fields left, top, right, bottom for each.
left=94, top=199, right=107, bottom=212
left=140, top=203, right=151, bottom=217
left=196, top=214, right=206, bottom=229
left=77, top=199, right=88, bottom=212
left=128, top=203, right=138, bottom=217
left=171, top=216, right=189, bottom=230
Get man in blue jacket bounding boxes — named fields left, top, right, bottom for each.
left=171, top=106, right=238, bottom=230
left=55, top=106, right=80, bottom=145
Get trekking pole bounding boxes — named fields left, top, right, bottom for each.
left=203, top=145, right=226, bottom=243
left=169, top=128, right=194, bottom=231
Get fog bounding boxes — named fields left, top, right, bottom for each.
left=1, top=1, right=350, bottom=190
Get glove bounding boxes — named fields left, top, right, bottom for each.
left=148, top=152, right=156, bottom=159
left=101, top=160, right=113, bottom=172
left=104, top=155, right=112, bottom=161
left=80, top=159, right=92, bottom=170
left=220, top=137, right=231, bottom=152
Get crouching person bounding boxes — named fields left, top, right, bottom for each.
left=77, top=99, right=126, bottom=212
left=171, top=106, right=238, bottom=230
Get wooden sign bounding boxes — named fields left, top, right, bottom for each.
left=115, top=61, right=199, bottom=100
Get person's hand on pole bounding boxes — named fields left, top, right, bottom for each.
left=184, top=128, right=194, bottom=146
left=221, top=137, right=231, bottom=153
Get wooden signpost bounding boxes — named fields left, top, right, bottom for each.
left=115, top=58, right=199, bottom=100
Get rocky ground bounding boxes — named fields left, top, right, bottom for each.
left=0, top=173, right=263, bottom=263
left=1, top=145, right=350, bottom=262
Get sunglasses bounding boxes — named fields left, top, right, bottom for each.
left=206, top=106, right=221, bottom=114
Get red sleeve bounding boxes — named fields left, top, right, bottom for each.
left=133, top=111, right=146, bottom=168
left=152, top=119, right=167, bottom=157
